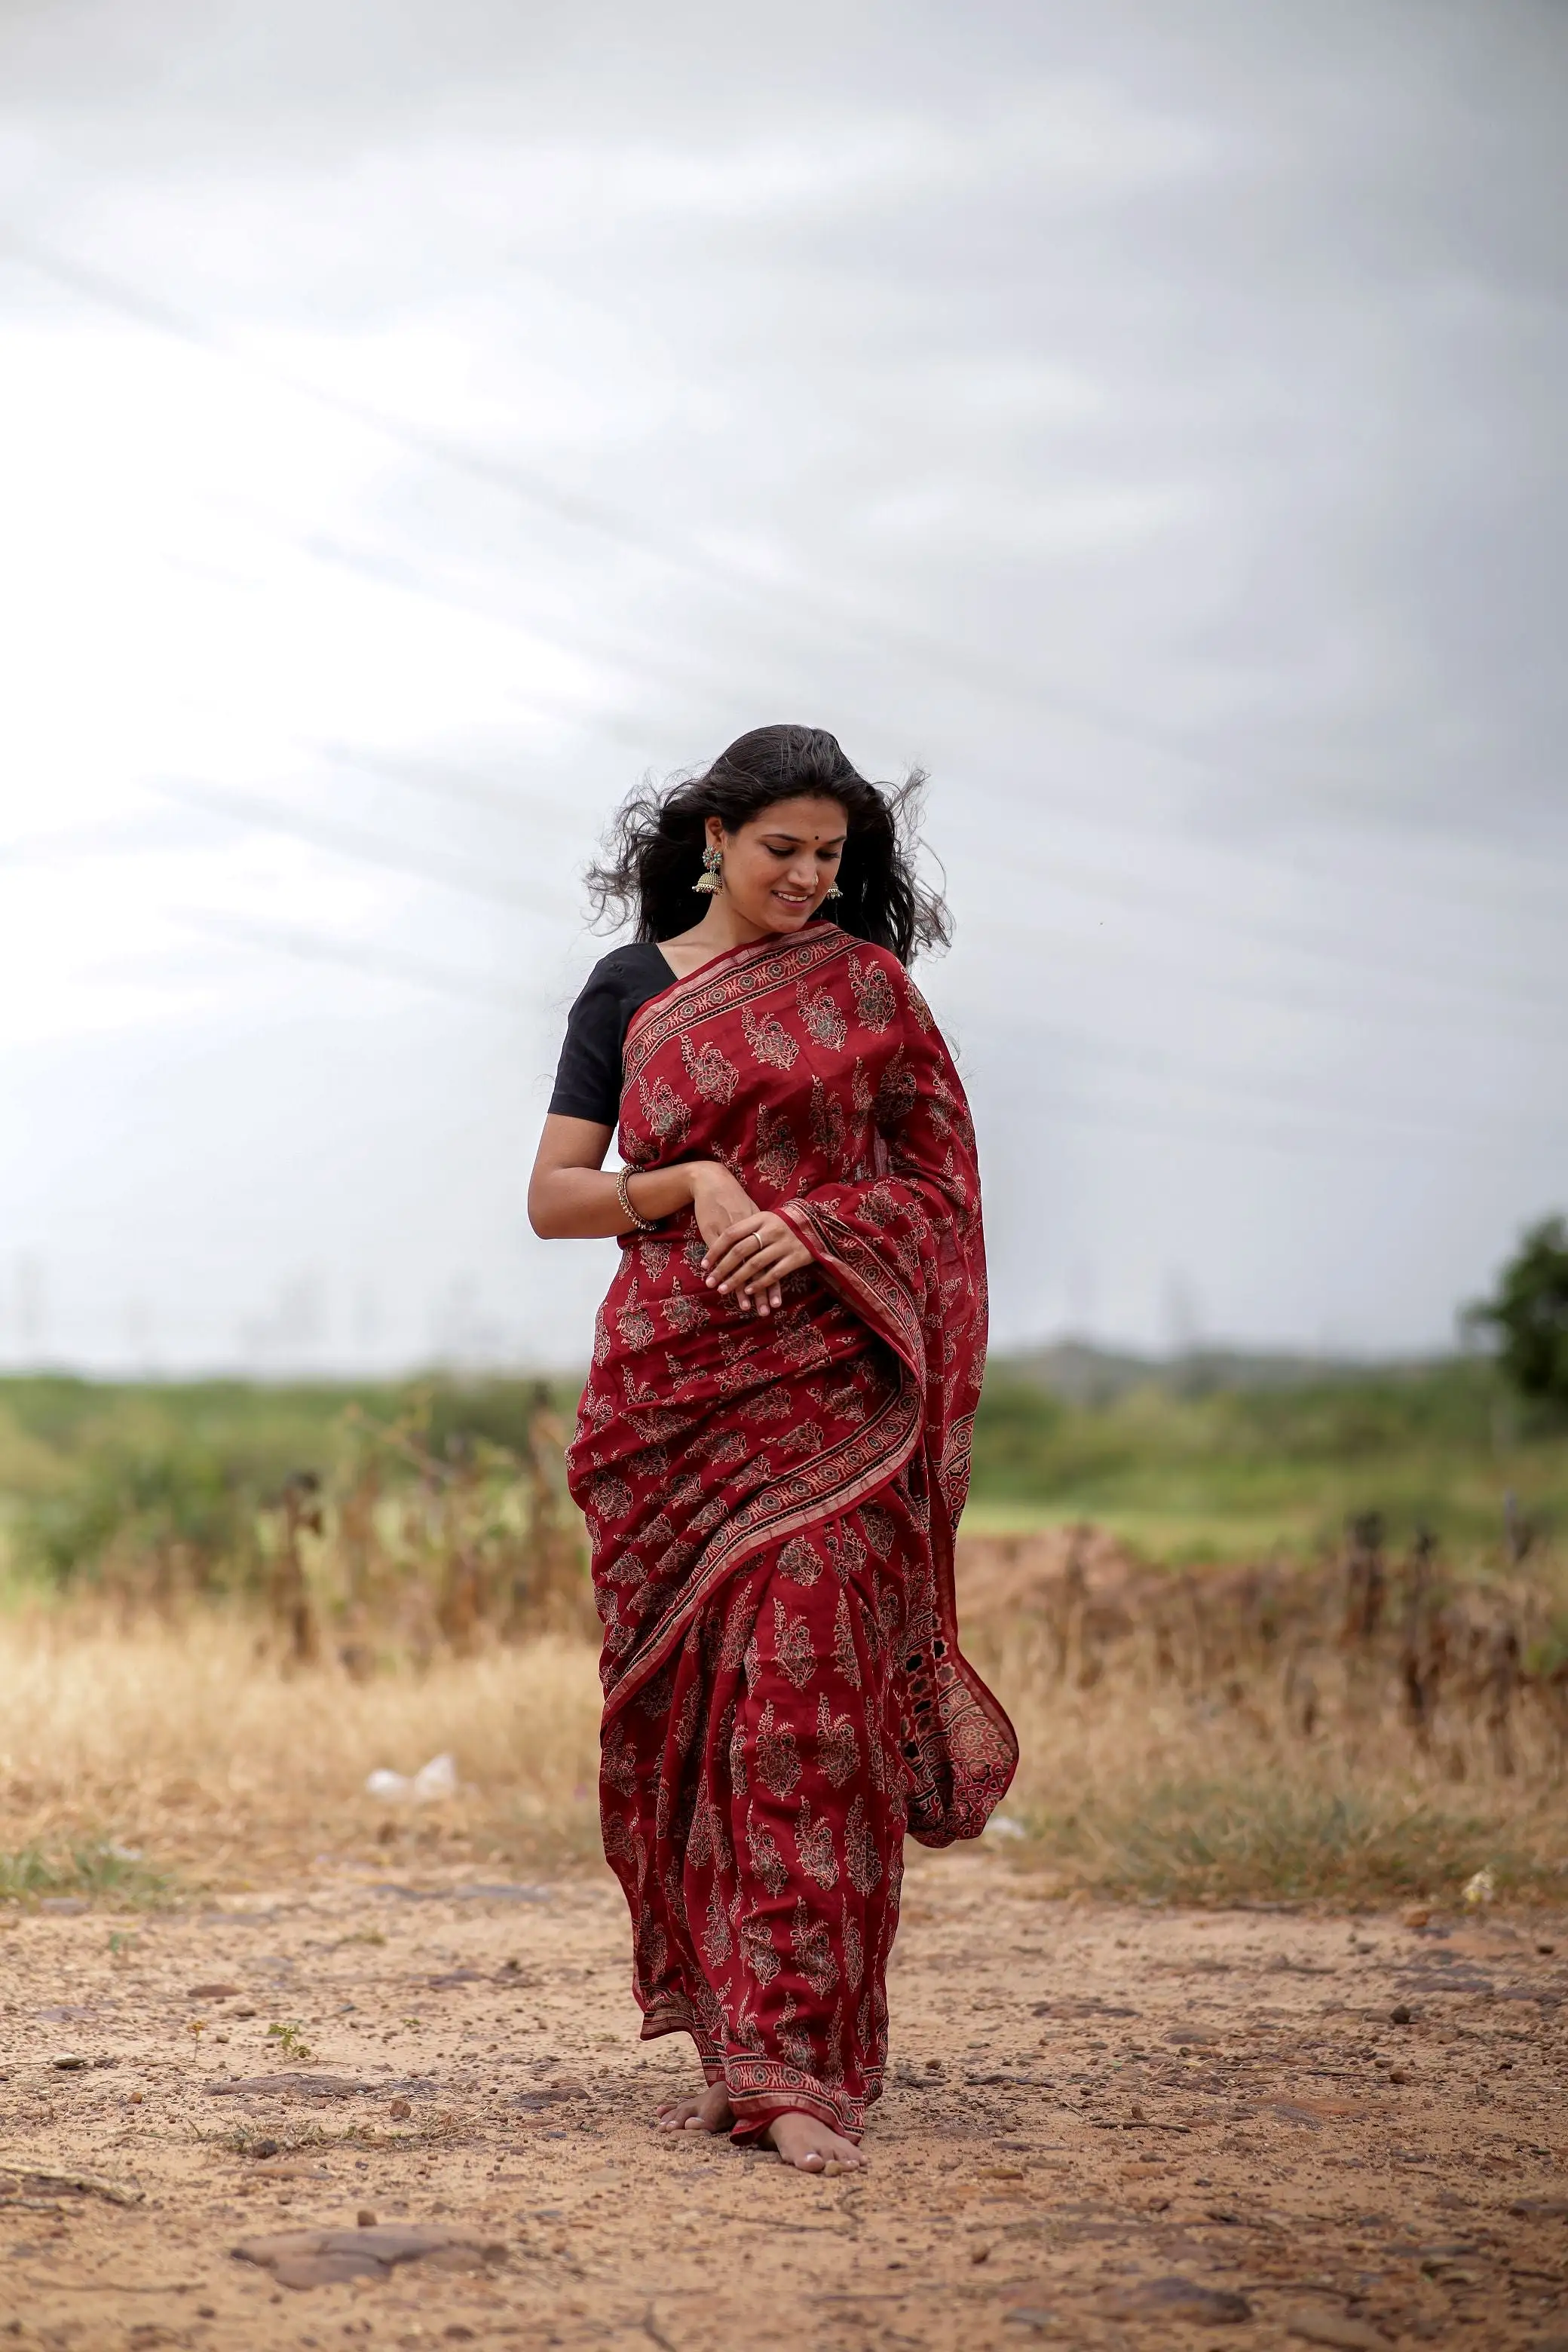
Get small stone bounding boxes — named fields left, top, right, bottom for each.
left=357, top=2209, right=377, bottom=2228
left=52, top=2055, right=89, bottom=2071
left=1538, top=1941, right=1556, bottom=1956
left=1285, top=2308, right=1386, bottom=2350
left=207, top=2072, right=366, bottom=2099
left=196, top=2308, right=216, bottom=2320
left=252, top=2139, right=280, bottom=2160
left=512, top=2084, right=586, bottom=2112
left=188, top=1984, right=242, bottom=2001
left=1390, top=2004, right=1412, bottom=2026
left=1101, top=2277, right=1251, bottom=2325
left=389, top=2098, right=412, bottom=2121
left=1402, top=1906, right=1431, bottom=1928
left=970, top=2243, right=992, bottom=2264
left=1004, top=2314, right=1055, bottom=2334
left=277, top=2250, right=387, bottom=2289
left=1388, top=2067, right=1410, bottom=2084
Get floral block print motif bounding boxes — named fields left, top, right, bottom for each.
left=568, top=923, right=1016, bottom=2139
left=602, top=1502, right=915, bottom=2141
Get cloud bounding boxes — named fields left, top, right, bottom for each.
left=0, top=0, right=1563, bottom=1365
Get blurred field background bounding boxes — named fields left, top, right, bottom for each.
left=1, top=1350, right=1564, bottom=1919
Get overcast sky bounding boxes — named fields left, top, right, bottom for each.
left=1, top=0, right=1564, bottom=1374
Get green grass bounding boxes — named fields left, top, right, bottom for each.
left=0, top=1356, right=1563, bottom=1589
left=966, top=1357, right=1568, bottom=1564
left=0, top=1371, right=580, bottom=1596
left=0, top=1839, right=177, bottom=1910
left=1012, top=1778, right=1562, bottom=1908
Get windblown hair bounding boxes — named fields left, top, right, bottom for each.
left=584, top=724, right=950, bottom=964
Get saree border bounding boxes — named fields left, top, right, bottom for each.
left=635, top=1992, right=874, bottom=2139
left=623, top=922, right=847, bottom=1090
left=779, top=1206, right=1021, bottom=1836
left=602, top=1372, right=923, bottom=1720
left=598, top=918, right=1018, bottom=1832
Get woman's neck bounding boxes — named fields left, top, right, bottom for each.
left=657, top=906, right=806, bottom=978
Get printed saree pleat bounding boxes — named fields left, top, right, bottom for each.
left=567, top=923, right=1016, bottom=2139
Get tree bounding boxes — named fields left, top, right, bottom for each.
left=1470, top=1216, right=1568, bottom=1405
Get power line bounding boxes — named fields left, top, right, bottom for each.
left=984, top=831, right=1568, bottom=1022
left=12, top=224, right=1564, bottom=939
left=970, top=1012, right=1566, bottom=1158
left=262, top=518, right=1568, bottom=1015
left=313, top=740, right=577, bottom=832
left=178, top=888, right=1563, bottom=1157
left=985, top=1084, right=1526, bottom=1168
left=158, top=907, right=1564, bottom=1163
left=20, top=758, right=1557, bottom=1064
left=202, top=513, right=1568, bottom=1024
left=173, top=908, right=529, bottom=1008
left=145, top=774, right=573, bottom=921
left=963, top=902, right=1563, bottom=1051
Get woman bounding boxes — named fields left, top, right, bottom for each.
left=528, top=724, right=1016, bottom=2175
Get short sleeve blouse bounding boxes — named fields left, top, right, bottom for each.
left=547, top=943, right=675, bottom=1126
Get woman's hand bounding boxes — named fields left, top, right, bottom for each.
left=703, top=1206, right=813, bottom=1316
left=688, top=1165, right=786, bottom=1315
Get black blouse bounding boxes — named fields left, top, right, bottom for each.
left=547, top=942, right=676, bottom=1126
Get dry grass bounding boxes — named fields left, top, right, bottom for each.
left=0, top=1604, right=604, bottom=1896
left=969, top=1525, right=1568, bottom=1906
left=992, top=1639, right=1568, bottom=1906
left=2, top=1518, right=1566, bottom=1915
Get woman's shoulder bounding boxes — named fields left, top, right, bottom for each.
left=841, top=936, right=906, bottom=978
left=837, top=935, right=942, bottom=1038
left=577, top=940, right=671, bottom=996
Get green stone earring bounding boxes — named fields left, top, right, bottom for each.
left=694, top=844, right=723, bottom=894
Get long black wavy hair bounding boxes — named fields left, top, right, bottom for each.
left=583, top=724, right=950, bottom=964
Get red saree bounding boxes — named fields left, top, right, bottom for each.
left=566, top=922, right=1017, bottom=2142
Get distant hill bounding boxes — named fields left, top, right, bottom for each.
left=993, top=1337, right=1450, bottom=1405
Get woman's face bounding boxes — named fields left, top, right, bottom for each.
left=706, top=796, right=847, bottom=933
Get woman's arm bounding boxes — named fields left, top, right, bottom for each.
left=528, top=1115, right=789, bottom=1312
left=528, top=1114, right=697, bottom=1238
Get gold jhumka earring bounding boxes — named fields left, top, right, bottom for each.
left=693, top=844, right=723, bottom=894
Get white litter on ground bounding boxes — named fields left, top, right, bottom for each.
left=364, top=1752, right=461, bottom=1805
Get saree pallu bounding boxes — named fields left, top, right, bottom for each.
left=567, top=923, right=1017, bottom=2140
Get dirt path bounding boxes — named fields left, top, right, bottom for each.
left=2, top=1850, right=1564, bottom=2348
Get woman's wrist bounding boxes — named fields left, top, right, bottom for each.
left=616, top=1166, right=658, bottom=1233
left=614, top=1159, right=711, bottom=1229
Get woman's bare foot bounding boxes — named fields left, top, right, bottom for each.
left=765, top=2112, right=865, bottom=2173
left=655, top=2081, right=734, bottom=2133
